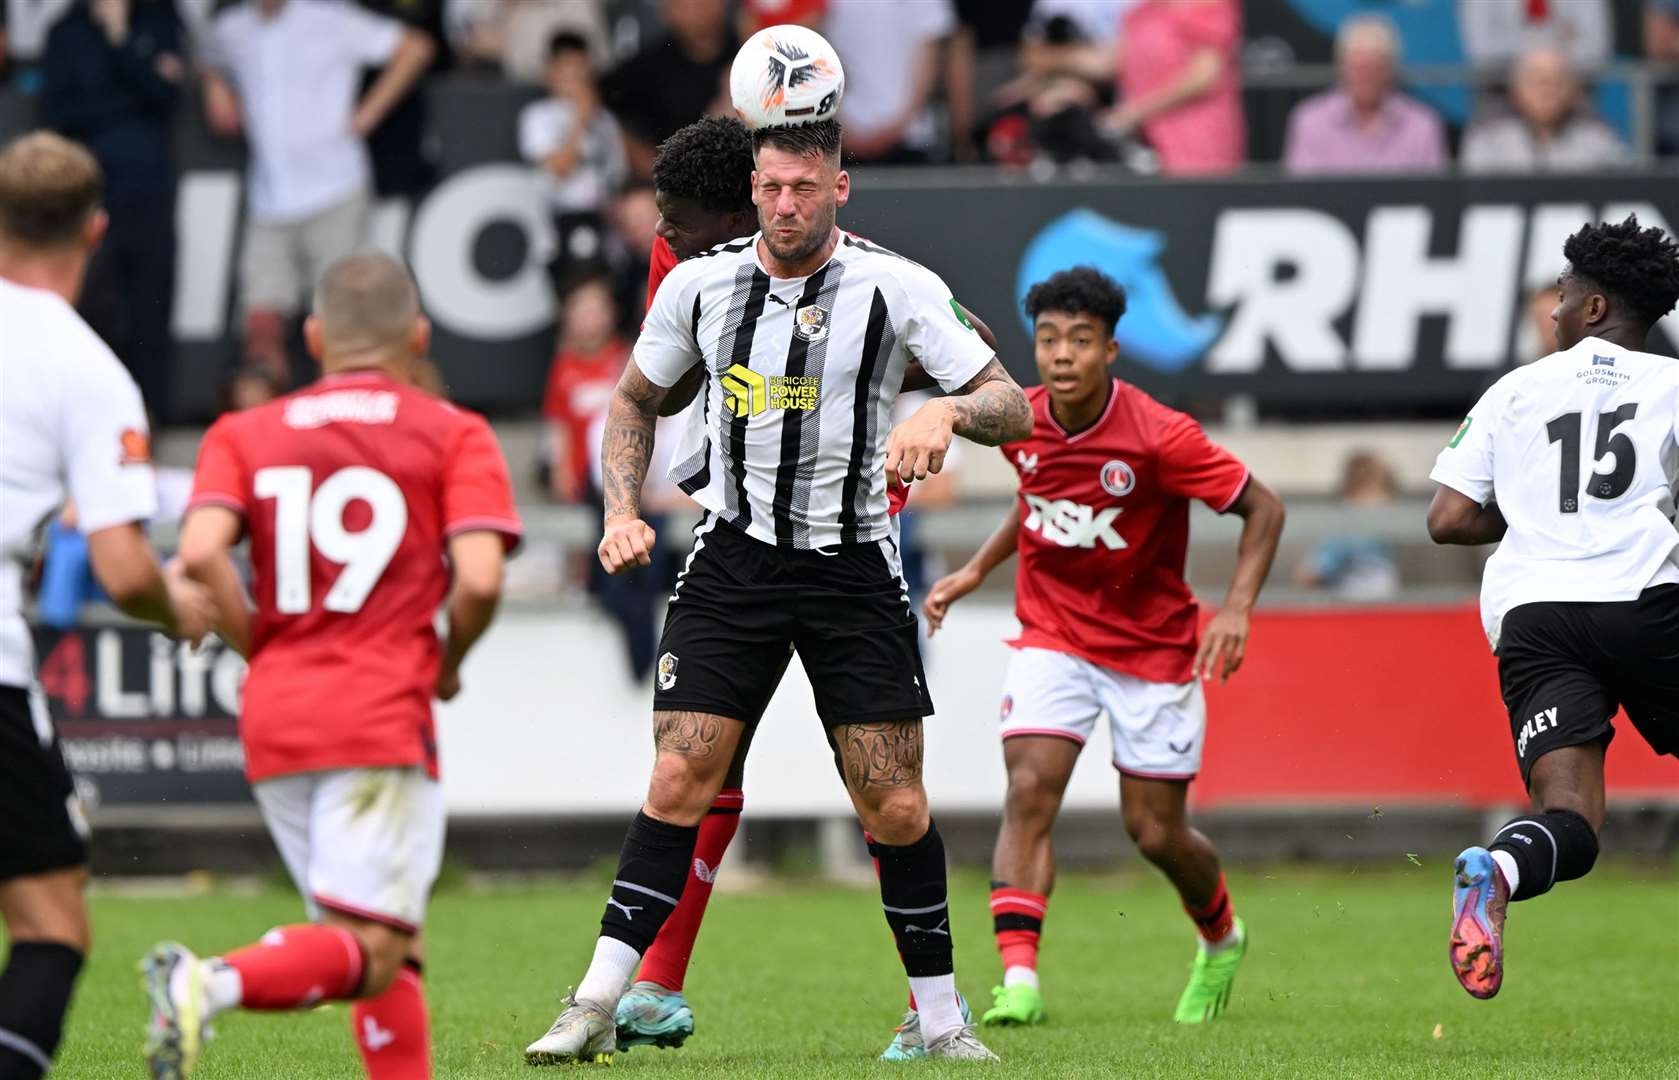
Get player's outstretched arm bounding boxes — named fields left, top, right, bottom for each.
left=87, top=521, right=215, bottom=645
left=886, top=360, right=1031, bottom=482
left=175, top=506, right=251, bottom=655
left=438, top=531, right=506, bottom=701
left=1195, top=477, right=1286, bottom=683
left=923, top=500, right=1021, bottom=637
left=1425, top=485, right=1508, bottom=546
left=599, top=360, right=671, bottom=573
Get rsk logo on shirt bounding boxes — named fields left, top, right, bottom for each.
left=1022, top=494, right=1126, bottom=550
left=118, top=428, right=151, bottom=465
left=721, top=364, right=820, bottom=417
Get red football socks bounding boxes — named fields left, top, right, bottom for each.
left=990, top=886, right=1048, bottom=972
left=222, top=924, right=364, bottom=1010
left=636, top=789, right=743, bottom=991
left=353, top=962, right=430, bottom=1079
left=1184, top=873, right=1236, bottom=944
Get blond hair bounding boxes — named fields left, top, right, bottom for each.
left=0, top=132, right=103, bottom=249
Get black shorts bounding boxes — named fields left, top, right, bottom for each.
left=0, top=685, right=89, bottom=882
left=652, top=515, right=934, bottom=727
left=1497, top=583, right=1679, bottom=784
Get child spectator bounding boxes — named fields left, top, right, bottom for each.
left=519, top=30, right=626, bottom=287
left=541, top=272, right=627, bottom=503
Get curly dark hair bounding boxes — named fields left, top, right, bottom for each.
left=752, top=119, right=843, bottom=163
left=1562, top=214, right=1679, bottom=328
left=652, top=117, right=754, bottom=214
left=1023, top=266, right=1128, bottom=333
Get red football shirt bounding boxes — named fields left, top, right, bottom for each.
left=542, top=339, right=627, bottom=497
left=644, top=234, right=681, bottom=317
left=1004, top=379, right=1248, bottom=683
left=188, top=371, right=522, bottom=783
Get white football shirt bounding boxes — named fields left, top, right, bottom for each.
left=0, top=278, right=158, bottom=688
left=634, top=232, right=993, bottom=549
left=1430, top=335, right=1679, bottom=649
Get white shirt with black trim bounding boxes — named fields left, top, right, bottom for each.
left=0, top=279, right=158, bottom=688
left=634, top=232, right=993, bottom=549
left=1430, top=336, right=1679, bottom=649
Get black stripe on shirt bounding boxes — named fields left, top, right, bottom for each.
left=673, top=291, right=711, bottom=494
left=772, top=265, right=836, bottom=544
left=838, top=287, right=891, bottom=544
left=723, top=268, right=771, bottom=529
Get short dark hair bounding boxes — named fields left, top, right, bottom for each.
left=653, top=116, right=754, bottom=213
left=1023, top=266, right=1128, bottom=334
left=0, top=131, right=102, bottom=249
left=548, top=31, right=589, bottom=60
left=751, top=119, right=842, bottom=163
left=1563, top=214, right=1679, bottom=328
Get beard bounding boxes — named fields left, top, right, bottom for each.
left=761, top=202, right=837, bottom=266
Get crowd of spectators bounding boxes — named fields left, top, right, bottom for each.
left=2, top=0, right=1677, bottom=432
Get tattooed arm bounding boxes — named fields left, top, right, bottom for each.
left=942, top=357, right=1032, bottom=445
left=885, top=357, right=1032, bottom=483
left=597, top=361, right=672, bottom=574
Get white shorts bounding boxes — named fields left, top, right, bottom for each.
left=254, top=767, right=445, bottom=932
left=998, top=646, right=1206, bottom=779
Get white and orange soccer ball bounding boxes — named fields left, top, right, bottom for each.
left=729, top=24, right=845, bottom=130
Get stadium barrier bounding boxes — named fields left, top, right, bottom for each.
left=3, top=80, right=1676, bottom=421
left=38, top=603, right=1675, bottom=822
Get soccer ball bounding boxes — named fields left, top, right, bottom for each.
left=729, top=24, right=845, bottom=130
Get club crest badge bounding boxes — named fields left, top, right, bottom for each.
left=1100, top=459, right=1136, bottom=497
left=657, top=652, right=679, bottom=691
left=794, top=304, right=829, bottom=342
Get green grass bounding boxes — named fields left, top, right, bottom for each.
left=54, top=862, right=1679, bottom=1078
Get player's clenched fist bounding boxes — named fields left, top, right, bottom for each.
left=885, top=400, right=955, bottom=483
left=599, top=515, right=658, bottom=574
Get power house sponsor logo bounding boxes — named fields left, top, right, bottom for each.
left=721, top=364, right=822, bottom=417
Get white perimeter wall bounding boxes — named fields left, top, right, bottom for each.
left=435, top=602, right=1123, bottom=818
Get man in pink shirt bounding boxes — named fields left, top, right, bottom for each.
left=1106, top=0, right=1244, bottom=175
left=1284, top=15, right=1447, bottom=174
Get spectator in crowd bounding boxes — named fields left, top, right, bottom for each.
left=541, top=272, right=626, bottom=504
left=1294, top=450, right=1401, bottom=601
left=606, top=179, right=658, bottom=324
left=1460, top=45, right=1627, bottom=172
left=356, top=0, right=448, bottom=201
left=1459, top=0, right=1612, bottom=73
left=203, top=0, right=433, bottom=390
left=602, top=0, right=733, bottom=177
left=950, top=0, right=1033, bottom=161
left=738, top=0, right=826, bottom=36
left=1107, top=0, right=1244, bottom=175
left=1649, top=0, right=1679, bottom=156
left=1283, top=15, right=1447, bottom=175
left=446, top=0, right=606, bottom=84
left=41, top=0, right=186, bottom=418
left=980, top=9, right=1118, bottom=166
left=823, top=0, right=956, bottom=163
left=520, top=30, right=625, bottom=287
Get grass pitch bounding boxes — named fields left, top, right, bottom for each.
left=53, top=861, right=1678, bottom=1078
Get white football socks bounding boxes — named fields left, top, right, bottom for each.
left=1002, top=965, right=1039, bottom=990
left=181, top=958, right=242, bottom=1019
left=574, top=937, right=641, bottom=1009
left=908, top=974, right=965, bottom=1042
left=1490, top=849, right=1520, bottom=895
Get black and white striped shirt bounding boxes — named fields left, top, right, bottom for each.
left=635, top=233, right=993, bottom=549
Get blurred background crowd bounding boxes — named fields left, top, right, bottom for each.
left=4, top=0, right=1678, bottom=679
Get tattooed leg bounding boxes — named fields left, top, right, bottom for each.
left=835, top=720, right=931, bottom=845
left=644, top=711, right=745, bottom=826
